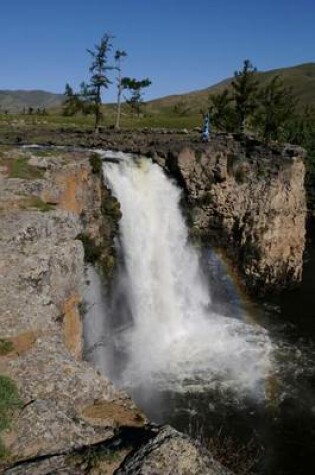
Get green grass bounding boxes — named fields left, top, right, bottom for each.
left=0, top=340, right=13, bottom=356
left=25, top=196, right=55, bottom=212
left=9, top=158, right=44, bottom=180
left=119, top=113, right=201, bottom=129
left=0, top=92, right=204, bottom=130
left=31, top=149, right=58, bottom=158
left=0, top=375, right=21, bottom=458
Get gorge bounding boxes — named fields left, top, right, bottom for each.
left=92, top=152, right=272, bottom=394
left=0, top=134, right=313, bottom=474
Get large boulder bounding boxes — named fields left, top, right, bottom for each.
left=116, top=425, right=232, bottom=475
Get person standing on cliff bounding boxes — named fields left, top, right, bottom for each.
left=202, top=112, right=210, bottom=142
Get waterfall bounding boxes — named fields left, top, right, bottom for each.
left=101, top=151, right=272, bottom=396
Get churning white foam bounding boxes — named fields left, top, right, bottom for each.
left=102, top=151, right=272, bottom=396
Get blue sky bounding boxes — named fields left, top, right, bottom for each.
left=0, top=0, right=314, bottom=100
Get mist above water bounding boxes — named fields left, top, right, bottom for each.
left=100, top=151, right=272, bottom=396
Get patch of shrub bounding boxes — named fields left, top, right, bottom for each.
left=21, top=196, right=55, bottom=212
left=89, top=153, right=102, bottom=175
left=0, top=339, right=13, bottom=356
left=101, top=196, right=121, bottom=220
left=9, top=158, right=44, bottom=180
left=0, top=375, right=21, bottom=458
left=77, top=233, right=101, bottom=264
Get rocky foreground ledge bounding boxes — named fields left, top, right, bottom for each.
left=0, top=146, right=231, bottom=474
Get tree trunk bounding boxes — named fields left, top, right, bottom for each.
left=115, top=82, right=122, bottom=130
left=94, top=86, right=101, bottom=132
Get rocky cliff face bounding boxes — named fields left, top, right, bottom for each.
left=157, top=137, right=307, bottom=294
left=0, top=146, right=229, bottom=474
left=0, top=148, right=142, bottom=471
left=11, top=127, right=304, bottom=295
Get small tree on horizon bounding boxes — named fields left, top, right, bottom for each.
left=122, top=77, right=152, bottom=117
left=62, top=83, right=83, bottom=116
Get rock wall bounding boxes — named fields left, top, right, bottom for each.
left=158, top=136, right=307, bottom=294
left=0, top=148, right=142, bottom=471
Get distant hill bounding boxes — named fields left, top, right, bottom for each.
left=0, top=90, right=63, bottom=113
left=1, top=63, right=314, bottom=116
left=147, top=63, right=315, bottom=114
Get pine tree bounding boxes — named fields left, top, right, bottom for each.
left=285, top=105, right=315, bottom=147
left=232, top=60, right=259, bottom=132
left=121, top=77, right=152, bottom=117
left=209, top=89, right=237, bottom=132
left=255, top=75, right=296, bottom=143
left=86, top=33, right=114, bottom=130
left=62, top=83, right=82, bottom=116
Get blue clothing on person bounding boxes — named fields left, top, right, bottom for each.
left=202, top=113, right=210, bottom=142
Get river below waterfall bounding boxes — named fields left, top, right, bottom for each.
left=127, top=244, right=315, bottom=475
left=84, top=151, right=315, bottom=475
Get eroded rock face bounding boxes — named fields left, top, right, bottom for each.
left=161, top=139, right=307, bottom=294
left=0, top=148, right=143, bottom=471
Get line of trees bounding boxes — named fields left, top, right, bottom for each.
left=62, top=33, right=152, bottom=130
left=208, top=59, right=305, bottom=144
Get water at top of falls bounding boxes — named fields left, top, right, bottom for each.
left=101, top=151, right=273, bottom=397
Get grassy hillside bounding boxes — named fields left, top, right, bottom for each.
left=0, top=90, right=63, bottom=113
left=146, top=63, right=315, bottom=115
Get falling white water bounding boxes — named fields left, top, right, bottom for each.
left=102, top=151, right=273, bottom=396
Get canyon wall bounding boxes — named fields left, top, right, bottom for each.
left=0, top=147, right=228, bottom=474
